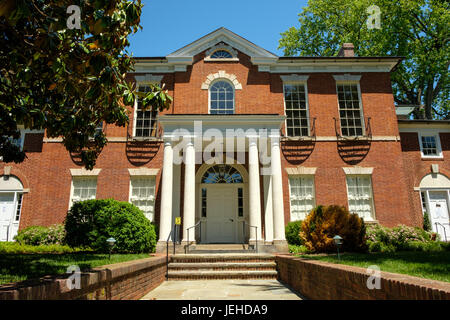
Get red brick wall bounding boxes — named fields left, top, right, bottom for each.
left=0, top=46, right=419, bottom=231
left=399, top=132, right=450, bottom=226
left=276, top=255, right=450, bottom=300
left=0, top=256, right=166, bottom=300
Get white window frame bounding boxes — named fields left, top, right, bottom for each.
left=133, top=81, right=161, bottom=138
left=282, top=81, right=311, bottom=137
left=128, top=176, right=156, bottom=222
left=208, top=79, right=235, bottom=115
left=418, top=130, right=443, bottom=159
left=68, top=176, right=97, bottom=209
left=345, top=174, right=376, bottom=221
left=288, top=174, right=316, bottom=221
left=335, top=80, right=366, bottom=137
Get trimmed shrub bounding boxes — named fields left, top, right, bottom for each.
left=285, top=220, right=303, bottom=246
left=65, top=199, right=156, bottom=253
left=300, top=205, right=367, bottom=253
left=14, top=225, right=66, bottom=245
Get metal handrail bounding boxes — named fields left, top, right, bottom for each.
left=165, top=224, right=177, bottom=279
left=333, top=117, right=372, bottom=140
left=186, top=221, right=202, bottom=253
left=280, top=117, right=317, bottom=140
left=242, top=221, right=258, bottom=253
left=434, top=222, right=448, bottom=242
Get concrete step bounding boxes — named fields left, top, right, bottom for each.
left=167, top=270, right=278, bottom=280
left=168, top=262, right=277, bottom=271
left=171, top=254, right=275, bottom=263
left=188, top=249, right=255, bottom=254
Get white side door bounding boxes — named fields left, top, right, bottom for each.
left=428, top=191, right=450, bottom=241
left=0, top=193, right=16, bottom=242
left=206, top=186, right=237, bottom=243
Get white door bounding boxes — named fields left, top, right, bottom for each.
left=428, top=191, right=450, bottom=241
left=0, top=193, right=16, bottom=242
left=205, top=186, right=237, bottom=243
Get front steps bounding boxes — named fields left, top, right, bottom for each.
left=167, top=254, right=278, bottom=280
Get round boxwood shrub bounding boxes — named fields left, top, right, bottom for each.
left=300, top=205, right=367, bottom=253
left=64, top=199, right=156, bottom=253
left=285, top=220, right=303, bottom=246
left=14, top=224, right=66, bottom=245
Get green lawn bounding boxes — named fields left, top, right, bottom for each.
left=300, top=251, right=450, bottom=283
left=0, top=253, right=151, bottom=285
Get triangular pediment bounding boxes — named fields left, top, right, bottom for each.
left=167, top=27, right=278, bottom=61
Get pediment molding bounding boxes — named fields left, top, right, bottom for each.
left=167, top=28, right=277, bottom=62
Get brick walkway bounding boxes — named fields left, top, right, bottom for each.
left=141, top=280, right=303, bottom=300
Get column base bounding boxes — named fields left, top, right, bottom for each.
left=272, top=240, right=289, bottom=253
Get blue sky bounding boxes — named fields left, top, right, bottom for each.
left=128, top=0, right=308, bottom=57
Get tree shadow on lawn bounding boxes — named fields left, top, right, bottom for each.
left=303, top=251, right=450, bottom=281
left=0, top=253, right=114, bottom=284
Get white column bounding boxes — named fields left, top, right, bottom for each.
left=158, top=141, right=173, bottom=242
left=172, top=164, right=181, bottom=241
left=182, top=141, right=196, bottom=243
left=271, top=138, right=286, bottom=241
left=248, top=138, right=262, bottom=242
left=263, top=173, right=274, bottom=243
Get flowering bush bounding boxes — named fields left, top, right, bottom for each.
left=366, top=224, right=435, bottom=252
left=14, top=225, right=66, bottom=246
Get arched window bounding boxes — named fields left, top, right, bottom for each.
left=201, top=165, right=243, bottom=184
left=209, top=81, right=234, bottom=114
left=210, top=50, right=233, bottom=59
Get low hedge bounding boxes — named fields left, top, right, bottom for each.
left=0, top=242, right=90, bottom=254
left=14, top=225, right=66, bottom=246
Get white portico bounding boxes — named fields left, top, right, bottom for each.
left=155, top=115, right=288, bottom=252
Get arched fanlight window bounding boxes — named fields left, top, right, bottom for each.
left=210, top=50, right=233, bottom=59
left=209, top=80, right=234, bottom=114
left=201, top=165, right=243, bottom=184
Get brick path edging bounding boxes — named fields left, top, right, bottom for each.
left=0, top=255, right=168, bottom=300
left=275, top=255, right=450, bottom=300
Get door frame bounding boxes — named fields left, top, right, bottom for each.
left=420, top=188, right=450, bottom=241
left=0, top=191, right=22, bottom=242
left=199, top=183, right=246, bottom=244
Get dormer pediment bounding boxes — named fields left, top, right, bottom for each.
left=166, top=27, right=278, bottom=65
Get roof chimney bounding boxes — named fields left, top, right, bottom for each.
left=337, top=43, right=355, bottom=57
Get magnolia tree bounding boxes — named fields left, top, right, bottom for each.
left=279, top=0, right=449, bottom=120
left=0, top=0, right=172, bottom=169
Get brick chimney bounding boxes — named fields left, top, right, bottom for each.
left=337, top=43, right=355, bottom=57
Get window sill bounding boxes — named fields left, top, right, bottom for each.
left=131, top=136, right=162, bottom=141
left=420, top=156, right=444, bottom=161
left=281, top=136, right=314, bottom=141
